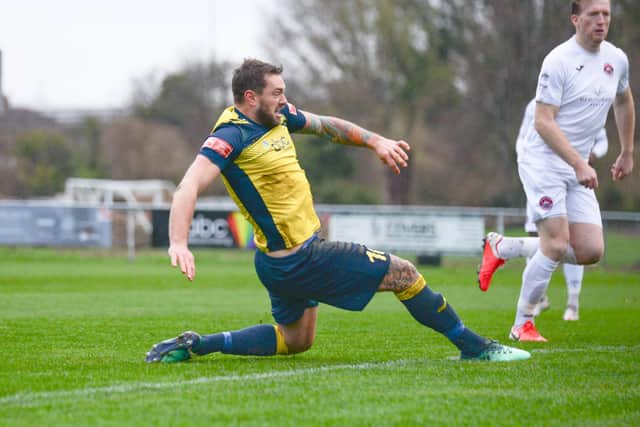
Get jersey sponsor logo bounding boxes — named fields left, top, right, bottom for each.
left=287, top=102, right=297, bottom=115
left=202, top=137, right=233, bottom=158
left=262, top=135, right=292, bottom=152
left=576, top=65, right=584, bottom=71
left=604, top=63, right=614, bottom=75
left=539, top=196, right=553, bottom=210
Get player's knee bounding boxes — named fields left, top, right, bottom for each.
left=286, top=334, right=315, bottom=354
left=575, top=245, right=603, bottom=265
left=394, top=258, right=421, bottom=292
left=277, top=324, right=315, bottom=355
left=544, top=237, right=570, bottom=261
left=378, top=255, right=421, bottom=293
left=406, top=260, right=420, bottom=280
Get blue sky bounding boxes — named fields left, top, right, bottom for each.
left=0, top=0, right=272, bottom=110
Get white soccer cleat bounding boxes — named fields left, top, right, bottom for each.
left=563, top=305, right=579, bottom=321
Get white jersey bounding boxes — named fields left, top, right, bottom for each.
left=517, top=36, right=628, bottom=171
left=515, top=100, right=536, bottom=158
left=517, top=100, right=535, bottom=141
left=591, top=128, right=608, bottom=159
left=516, top=100, right=609, bottom=160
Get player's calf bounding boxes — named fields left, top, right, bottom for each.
left=395, top=273, right=527, bottom=360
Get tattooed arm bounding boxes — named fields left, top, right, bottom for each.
left=300, top=111, right=411, bottom=175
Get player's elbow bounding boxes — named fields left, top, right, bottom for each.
left=614, top=88, right=633, bottom=108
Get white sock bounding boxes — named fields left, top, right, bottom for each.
left=563, top=263, right=583, bottom=309
left=515, top=250, right=559, bottom=327
left=562, top=245, right=577, bottom=264
left=496, top=237, right=539, bottom=259
left=497, top=236, right=578, bottom=264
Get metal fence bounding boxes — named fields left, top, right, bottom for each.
left=2, top=200, right=639, bottom=265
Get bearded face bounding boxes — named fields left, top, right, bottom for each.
left=255, top=100, right=282, bottom=129
left=253, top=74, right=287, bottom=129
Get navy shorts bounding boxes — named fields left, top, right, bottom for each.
left=254, top=235, right=391, bottom=325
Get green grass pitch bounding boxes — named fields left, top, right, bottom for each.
left=1, top=238, right=639, bottom=426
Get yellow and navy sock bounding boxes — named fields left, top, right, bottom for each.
left=194, top=324, right=288, bottom=356
left=396, top=275, right=489, bottom=355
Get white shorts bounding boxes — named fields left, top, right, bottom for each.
left=524, top=204, right=537, bottom=233
left=518, top=160, right=602, bottom=227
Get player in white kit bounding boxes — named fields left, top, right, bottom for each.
left=517, top=100, right=609, bottom=322
left=477, top=0, right=635, bottom=341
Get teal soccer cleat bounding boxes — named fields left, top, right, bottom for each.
left=145, top=331, right=202, bottom=363
left=460, top=341, right=531, bottom=362
left=160, top=348, right=192, bottom=363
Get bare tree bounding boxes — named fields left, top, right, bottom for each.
left=269, top=0, right=455, bottom=204
left=100, top=118, right=194, bottom=184
left=428, top=0, right=572, bottom=205
left=132, top=60, right=232, bottom=147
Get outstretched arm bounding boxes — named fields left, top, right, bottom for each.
left=168, top=154, right=221, bottom=281
left=611, top=88, right=635, bottom=181
left=299, top=111, right=410, bottom=175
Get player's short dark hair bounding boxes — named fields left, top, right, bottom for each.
left=232, top=59, right=283, bottom=104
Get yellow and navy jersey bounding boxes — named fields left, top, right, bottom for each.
left=199, top=103, right=321, bottom=253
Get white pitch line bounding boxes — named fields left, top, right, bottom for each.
left=2, top=343, right=638, bottom=408
left=531, top=344, right=640, bottom=354
left=0, top=359, right=415, bottom=407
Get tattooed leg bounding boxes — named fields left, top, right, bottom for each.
left=377, top=255, right=420, bottom=293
